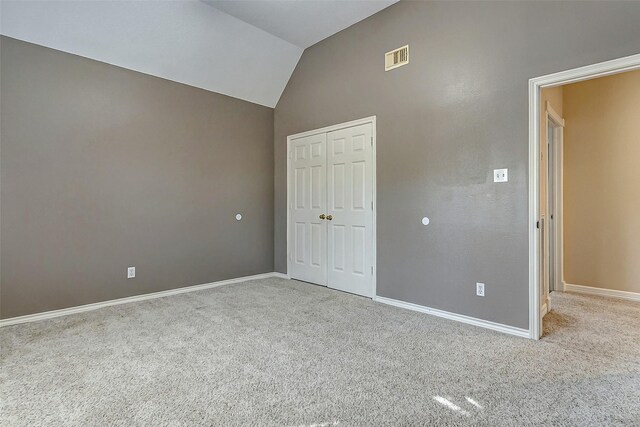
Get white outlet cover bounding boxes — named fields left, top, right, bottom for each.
left=235, top=213, right=242, bottom=221
left=476, top=282, right=485, bottom=296
left=422, top=217, right=430, bottom=226
left=494, top=168, right=508, bottom=183
left=127, top=267, right=135, bottom=279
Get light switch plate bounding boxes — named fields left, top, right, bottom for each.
left=494, top=168, right=508, bottom=183
left=127, top=267, right=136, bottom=279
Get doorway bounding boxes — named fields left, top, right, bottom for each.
left=286, top=117, right=377, bottom=298
left=529, top=54, right=640, bottom=339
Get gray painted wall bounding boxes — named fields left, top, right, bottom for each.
left=274, top=1, right=640, bottom=329
left=1, top=37, right=274, bottom=319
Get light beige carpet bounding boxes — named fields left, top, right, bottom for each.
left=1, top=277, right=639, bottom=426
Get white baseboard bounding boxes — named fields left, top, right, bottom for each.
left=0, top=272, right=287, bottom=327
left=540, top=299, right=549, bottom=317
left=373, top=295, right=530, bottom=339
left=563, top=282, right=640, bottom=302
left=271, top=272, right=290, bottom=280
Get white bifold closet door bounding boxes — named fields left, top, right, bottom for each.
left=289, top=132, right=328, bottom=285
left=289, top=122, right=374, bottom=297
left=326, top=124, right=374, bottom=297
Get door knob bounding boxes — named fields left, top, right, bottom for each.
left=319, top=214, right=326, bottom=220
left=326, top=215, right=333, bottom=221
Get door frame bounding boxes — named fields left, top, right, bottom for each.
left=528, top=54, right=640, bottom=340
left=286, top=116, right=377, bottom=297
left=545, top=102, right=564, bottom=298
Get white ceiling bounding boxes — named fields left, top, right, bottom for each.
left=0, top=0, right=397, bottom=107
left=204, top=0, right=398, bottom=48
left=0, top=0, right=302, bottom=107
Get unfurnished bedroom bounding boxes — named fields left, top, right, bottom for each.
left=1, top=1, right=639, bottom=425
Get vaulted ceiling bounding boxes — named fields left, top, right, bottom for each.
left=204, top=1, right=397, bottom=49
left=0, top=0, right=397, bottom=107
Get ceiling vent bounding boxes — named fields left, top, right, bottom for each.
left=385, top=45, right=409, bottom=71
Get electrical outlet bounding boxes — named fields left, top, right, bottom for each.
left=127, top=267, right=136, bottom=279
left=476, top=282, right=485, bottom=297
left=494, top=168, right=508, bottom=183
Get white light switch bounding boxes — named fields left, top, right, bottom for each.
left=494, top=169, right=508, bottom=183
left=127, top=267, right=135, bottom=279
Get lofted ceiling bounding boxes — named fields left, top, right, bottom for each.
left=0, top=1, right=396, bottom=107
left=204, top=0, right=398, bottom=49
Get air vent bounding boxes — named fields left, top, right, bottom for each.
left=385, top=45, right=409, bottom=71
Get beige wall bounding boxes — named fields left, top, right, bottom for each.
left=563, top=70, right=640, bottom=293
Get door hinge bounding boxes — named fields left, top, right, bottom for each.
left=371, top=137, right=373, bottom=146
left=371, top=266, right=374, bottom=275
left=371, top=201, right=373, bottom=210
left=536, top=221, right=540, bottom=229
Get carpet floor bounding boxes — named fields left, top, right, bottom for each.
left=1, top=277, right=639, bottom=426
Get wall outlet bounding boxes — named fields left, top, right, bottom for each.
left=127, top=267, right=136, bottom=279
left=476, top=282, right=485, bottom=297
left=494, top=168, right=508, bottom=183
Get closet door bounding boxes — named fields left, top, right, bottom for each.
left=288, top=133, right=327, bottom=285
left=326, top=123, right=374, bottom=297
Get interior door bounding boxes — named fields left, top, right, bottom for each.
left=326, top=123, right=374, bottom=297
left=288, top=133, right=327, bottom=285
left=547, top=122, right=556, bottom=293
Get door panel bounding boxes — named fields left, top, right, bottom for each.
left=326, top=123, right=374, bottom=297
left=310, top=223, right=322, bottom=267
left=331, top=163, right=345, bottom=209
left=352, top=161, right=366, bottom=209
left=294, top=168, right=305, bottom=208
left=352, top=225, right=366, bottom=275
left=332, top=225, right=346, bottom=271
left=294, top=222, right=305, bottom=264
left=288, top=133, right=327, bottom=285
left=311, top=165, right=322, bottom=209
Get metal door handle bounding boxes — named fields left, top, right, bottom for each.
left=319, top=214, right=326, bottom=220
left=326, top=215, right=333, bottom=221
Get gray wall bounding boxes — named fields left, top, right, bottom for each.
left=274, top=1, right=640, bottom=329
left=1, top=37, right=274, bottom=319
